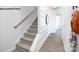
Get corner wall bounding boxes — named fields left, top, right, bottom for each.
left=61, top=6, right=72, bottom=52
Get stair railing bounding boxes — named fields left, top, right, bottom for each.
left=14, top=8, right=37, bottom=28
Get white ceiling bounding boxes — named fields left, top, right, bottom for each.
left=48, top=6, right=61, bottom=15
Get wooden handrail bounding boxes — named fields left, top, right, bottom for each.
left=14, top=8, right=37, bottom=28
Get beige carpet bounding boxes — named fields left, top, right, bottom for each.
left=12, top=18, right=38, bottom=52
left=39, top=33, right=65, bottom=52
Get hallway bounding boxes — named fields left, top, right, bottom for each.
left=39, top=33, right=65, bottom=52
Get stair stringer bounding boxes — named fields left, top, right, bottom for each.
left=30, top=26, right=49, bottom=52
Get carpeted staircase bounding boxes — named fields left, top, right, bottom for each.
left=13, top=18, right=38, bottom=52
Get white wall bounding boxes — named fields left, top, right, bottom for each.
left=61, top=6, right=72, bottom=52
left=0, top=6, right=37, bottom=52
left=38, top=6, right=58, bottom=33
left=48, top=13, right=56, bottom=33
left=38, top=6, right=47, bottom=33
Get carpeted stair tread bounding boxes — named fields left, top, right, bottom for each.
left=27, top=29, right=37, bottom=34
left=29, top=27, right=37, bottom=30
left=24, top=32, right=36, bottom=39
left=21, top=36, right=34, bottom=42
left=13, top=18, right=38, bottom=52
left=30, top=25, right=37, bottom=29
left=27, top=30, right=37, bottom=35
left=16, top=41, right=30, bottom=51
